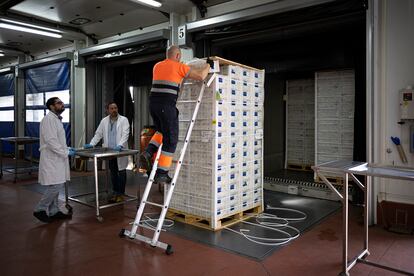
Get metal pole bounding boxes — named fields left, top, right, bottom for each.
left=0, top=140, right=3, bottom=177
left=14, top=141, right=18, bottom=182
left=342, top=172, right=349, bottom=275
left=364, top=175, right=370, bottom=251
left=94, top=156, right=100, bottom=218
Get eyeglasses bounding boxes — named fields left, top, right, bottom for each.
left=54, top=101, right=64, bottom=105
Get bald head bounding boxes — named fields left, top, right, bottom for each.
left=167, top=45, right=181, bottom=61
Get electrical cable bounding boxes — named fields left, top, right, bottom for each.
left=132, top=212, right=174, bottom=231
left=224, top=205, right=307, bottom=246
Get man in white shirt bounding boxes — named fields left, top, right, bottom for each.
left=84, top=102, right=130, bottom=203
left=34, top=97, right=74, bottom=223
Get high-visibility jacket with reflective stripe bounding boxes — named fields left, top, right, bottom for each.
left=150, top=59, right=190, bottom=98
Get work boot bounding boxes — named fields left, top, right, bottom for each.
left=139, top=151, right=153, bottom=174
left=154, top=173, right=172, bottom=185
left=50, top=211, right=72, bottom=220
left=33, top=210, right=52, bottom=223
left=116, top=195, right=124, bottom=203
left=108, top=194, right=124, bottom=203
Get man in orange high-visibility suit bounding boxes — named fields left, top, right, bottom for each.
left=140, top=45, right=210, bottom=185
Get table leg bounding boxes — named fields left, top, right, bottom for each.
left=364, top=175, right=370, bottom=254
left=342, top=172, right=349, bottom=275
left=94, top=157, right=102, bottom=221
left=0, top=141, right=3, bottom=178
left=29, top=143, right=33, bottom=175
left=106, top=160, right=110, bottom=196
left=14, top=142, right=18, bottom=182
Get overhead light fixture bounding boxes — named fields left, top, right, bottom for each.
left=0, top=18, right=62, bottom=38
left=134, top=0, right=162, bottom=8
left=0, top=67, right=11, bottom=73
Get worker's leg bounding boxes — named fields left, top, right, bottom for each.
left=109, top=158, right=119, bottom=195
left=155, top=105, right=178, bottom=184
left=34, top=184, right=62, bottom=222
left=118, top=169, right=126, bottom=195
left=48, top=183, right=64, bottom=215
left=146, top=101, right=163, bottom=155
left=140, top=101, right=163, bottom=173
left=48, top=183, right=71, bottom=219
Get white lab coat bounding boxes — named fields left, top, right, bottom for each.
left=89, top=115, right=130, bottom=170
left=38, top=111, right=70, bottom=185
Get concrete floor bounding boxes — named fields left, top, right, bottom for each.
left=1, top=158, right=413, bottom=276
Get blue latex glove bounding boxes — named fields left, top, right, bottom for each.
left=391, top=136, right=401, bottom=145
left=84, top=143, right=93, bottom=149
left=113, top=145, right=123, bottom=152
left=68, top=147, right=76, bottom=157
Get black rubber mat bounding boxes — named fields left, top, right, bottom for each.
left=161, top=190, right=341, bottom=260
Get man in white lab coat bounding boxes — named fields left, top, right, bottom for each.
left=84, top=102, right=130, bottom=203
left=34, top=97, right=75, bottom=223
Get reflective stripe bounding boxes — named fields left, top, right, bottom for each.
left=153, top=80, right=180, bottom=87
left=149, top=132, right=163, bottom=147
left=150, top=87, right=178, bottom=95
left=158, top=154, right=173, bottom=169
left=161, top=150, right=174, bottom=157
left=149, top=140, right=161, bottom=147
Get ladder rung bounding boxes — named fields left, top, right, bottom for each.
left=177, top=100, right=197, bottom=103
left=144, top=201, right=165, bottom=208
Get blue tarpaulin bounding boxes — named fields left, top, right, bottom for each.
left=25, top=61, right=71, bottom=158
left=0, top=73, right=15, bottom=154
left=26, top=61, right=70, bottom=94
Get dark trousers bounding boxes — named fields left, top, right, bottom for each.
left=148, top=99, right=179, bottom=155
left=108, top=159, right=126, bottom=195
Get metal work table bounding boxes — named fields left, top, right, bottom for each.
left=313, top=160, right=414, bottom=276
left=0, top=136, right=39, bottom=182
left=69, top=147, right=140, bottom=222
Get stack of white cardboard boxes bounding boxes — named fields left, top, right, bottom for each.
left=168, top=58, right=265, bottom=229
left=286, top=79, right=315, bottom=168
left=315, top=70, right=355, bottom=166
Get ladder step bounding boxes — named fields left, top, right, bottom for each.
left=144, top=201, right=165, bottom=208
left=177, top=100, right=197, bottom=103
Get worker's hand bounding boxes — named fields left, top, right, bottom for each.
left=206, top=58, right=214, bottom=69
left=83, top=143, right=93, bottom=149
left=113, top=145, right=123, bottom=152
left=68, top=147, right=76, bottom=157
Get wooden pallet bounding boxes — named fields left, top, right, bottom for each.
left=166, top=205, right=263, bottom=231
left=287, top=163, right=313, bottom=171
left=315, top=175, right=344, bottom=185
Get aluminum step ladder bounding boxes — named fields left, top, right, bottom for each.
left=120, top=73, right=217, bottom=254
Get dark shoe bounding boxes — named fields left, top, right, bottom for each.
left=50, top=211, right=72, bottom=220
left=33, top=211, right=52, bottom=223
left=139, top=151, right=153, bottom=174
left=108, top=195, right=117, bottom=203
left=108, top=195, right=124, bottom=203
left=154, top=173, right=172, bottom=185
left=116, top=195, right=124, bottom=203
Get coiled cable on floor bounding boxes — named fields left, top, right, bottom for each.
left=265, top=205, right=307, bottom=221
left=129, top=212, right=175, bottom=231
left=224, top=205, right=306, bottom=246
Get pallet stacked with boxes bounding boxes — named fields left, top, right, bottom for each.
left=286, top=79, right=315, bottom=171
left=166, top=57, right=264, bottom=230
left=315, top=70, right=355, bottom=183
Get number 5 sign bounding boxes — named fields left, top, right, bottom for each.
left=178, top=25, right=188, bottom=47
